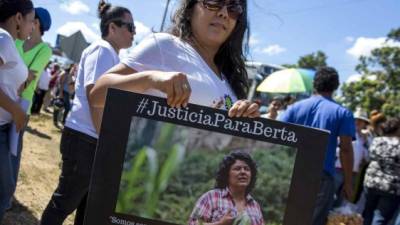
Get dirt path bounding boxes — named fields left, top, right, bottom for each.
left=3, top=113, right=74, bottom=225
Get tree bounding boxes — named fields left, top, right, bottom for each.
left=297, top=51, right=327, bottom=70
left=282, top=50, right=328, bottom=70
left=280, top=63, right=297, bottom=69
left=340, top=28, right=400, bottom=117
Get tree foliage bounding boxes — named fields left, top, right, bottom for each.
left=297, top=51, right=328, bottom=70
left=340, top=28, right=400, bottom=116
left=282, top=51, right=328, bottom=70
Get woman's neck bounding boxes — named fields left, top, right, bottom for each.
left=189, top=37, right=221, bottom=77
left=23, top=33, right=42, bottom=51
left=229, top=186, right=246, bottom=202
left=0, top=22, right=17, bottom=40
left=104, top=36, right=120, bottom=54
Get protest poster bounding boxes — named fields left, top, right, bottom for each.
left=84, top=89, right=329, bottom=225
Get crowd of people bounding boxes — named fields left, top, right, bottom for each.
left=0, top=0, right=399, bottom=225
left=262, top=68, right=400, bottom=225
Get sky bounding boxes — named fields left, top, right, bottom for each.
left=32, top=0, right=400, bottom=83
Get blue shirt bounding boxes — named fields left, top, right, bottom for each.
left=280, top=95, right=355, bottom=176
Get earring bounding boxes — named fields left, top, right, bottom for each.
left=16, top=24, right=20, bottom=35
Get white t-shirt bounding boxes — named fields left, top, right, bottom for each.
left=121, top=33, right=237, bottom=110
left=65, top=39, right=119, bottom=138
left=0, top=28, right=28, bottom=125
left=335, top=132, right=370, bottom=172
left=38, top=68, right=51, bottom=90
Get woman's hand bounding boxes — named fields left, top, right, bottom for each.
left=11, top=104, right=28, bottom=132
left=151, top=71, right=191, bottom=108
left=26, top=70, right=37, bottom=86
left=228, top=100, right=260, bottom=118
left=216, top=209, right=235, bottom=225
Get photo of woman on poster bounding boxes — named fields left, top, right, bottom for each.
left=189, top=151, right=265, bottom=225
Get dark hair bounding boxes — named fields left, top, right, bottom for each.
left=51, top=64, right=60, bottom=75
left=98, top=0, right=131, bottom=38
left=271, top=96, right=283, bottom=104
left=170, top=0, right=250, bottom=99
left=381, top=117, right=400, bottom=135
left=370, top=112, right=386, bottom=128
left=313, top=66, right=339, bottom=93
left=215, top=151, right=257, bottom=195
left=0, top=0, right=34, bottom=22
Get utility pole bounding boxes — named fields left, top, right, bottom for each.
left=160, top=0, right=171, bottom=32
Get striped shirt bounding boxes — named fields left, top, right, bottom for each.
left=188, top=188, right=265, bottom=225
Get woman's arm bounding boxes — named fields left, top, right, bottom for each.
left=89, top=63, right=191, bottom=108
left=86, top=83, right=105, bottom=134
left=0, top=89, right=27, bottom=132
left=89, top=64, right=260, bottom=118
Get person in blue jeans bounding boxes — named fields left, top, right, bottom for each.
left=0, top=0, right=35, bottom=222
left=280, top=67, right=355, bottom=225
left=362, top=117, right=400, bottom=225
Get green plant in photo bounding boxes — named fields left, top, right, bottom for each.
left=233, top=213, right=251, bottom=225
left=145, top=144, right=185, bottom=217
left=116, top=144, right=186, bottom=218
left=116, top=146, right=149, bottom=213
left=154, top=122, right=177, bottom=151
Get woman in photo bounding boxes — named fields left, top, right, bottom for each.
left=189, top=151, right=264, bottom=225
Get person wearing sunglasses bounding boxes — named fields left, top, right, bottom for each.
left=113, top=20, right=136, bottom=34
left=90, top=0, right=259, bottom=123
left=40, top=1, right=135, bottom=225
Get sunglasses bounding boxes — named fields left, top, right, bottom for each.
left=113, top=20, right=136, bottom=33
left=198, top=0, right=243, bottom=19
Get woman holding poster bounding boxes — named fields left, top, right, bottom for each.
left=90, top=0, right=260, bottom=119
